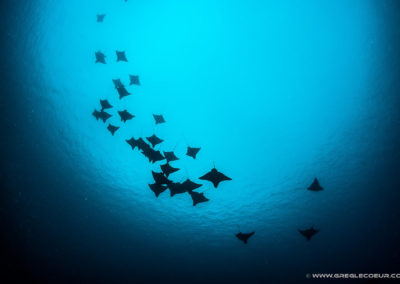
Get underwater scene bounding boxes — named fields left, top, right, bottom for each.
left=1, top=0, right=400, bottom=283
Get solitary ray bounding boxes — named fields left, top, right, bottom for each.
left=146, top=134, right=164, bottom=148
left=107, top=124, right=119, bottom=136
left=116, top=85, right=131, bottom=99
left=199, top=167, right=231, bottom=188
left=152, top=171, right=170, bottom=185
left=96, top=14, right=105, bottom=22
left=100, top=99, right=112, bottom=110
left=92, top=109, right=101, bottom=120
left=189, top=191, right=209, bottom=206
left=116, top=50, right=128, bottom=62
left=186, top=147, right=201, bottom=159
left=182, top=179, right=202, bottom=192
left=112, top=79, right=123, bottom=89
left=129, top=75, right=141, bottom=86
left=95, top=51, right=106, bottom=64
left=167, top=181, right=187, bottom=196
left=98, top=110, right=112, bottom=123
left=163, top=151, right=179, bottom=162
left=299, top=226, right=319, bottom=241
left=118, top=110, right=135, bottom=122
left=160, top=163, right=179, bottom=177
left=153, top=114, right=166, bottom=124
left=148, top=183, right=168, bottom=197
left=236, top=232, right=255, bottom=244
left=307, top=178, right=323, bottom=191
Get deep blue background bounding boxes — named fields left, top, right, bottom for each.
left=1, top=1, right=400, bottom=283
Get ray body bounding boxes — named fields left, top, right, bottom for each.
left=95, top=51, right=106, bottom=64
left=96, top=14, right=105, bottom=22
left=236, top=232, right=255, bottom=244
left=189, top=191, right=209, bottom=206
left=146, top=134, right=164, bottom=148
left=129, top=75, right=141, bottom=86
left=160, top=163, right=179, bottom=177
left=107, top=124, right=119, bottom=135
left=186, top=147, right=201, bottom=159
left=182, top=179, right=202, bottom=192
left=148, top=183, right=168, bottom=197
left=153, top=114, right=166, bottom=124
left=163, top=151, right=179, bottom=162
left=118, top=110, right=134, bottom=122
left=308, top=178, right=323, bottom=191
left=299, top=227, right=319, bottom=241
left=116, top=50, right=128, bottom=62
left=100, top=99, right=112, bottom=110
left=199, top=167, right=231, bottom=188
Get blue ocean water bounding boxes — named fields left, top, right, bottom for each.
left=1, top=0, right=400, bottom=283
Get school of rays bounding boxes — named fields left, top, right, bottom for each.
left=92, top=1, right=323, bottom=244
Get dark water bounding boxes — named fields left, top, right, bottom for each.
left=1, top=1, right=400, bottom=283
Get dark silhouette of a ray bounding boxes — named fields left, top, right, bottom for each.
left=116, top=85, right=131, bottom=99
left=186, top=147, right=201, bottom=159
left=152, top=171, right=170, bottom=185
left=299, top=226, right=319, bottom=241
left=160, top=163, right=179, bottom=177
left=236, top=232, right=255, bottom=244
left=100, top=99, right=112, bottom=111
left=118, top=110, right=135, bottom=122
left=116, top=50, right=128, bottom=62
left=126, top=137, right=139, bottom=150
left=146, top=134, right=164, bottom=148
left=96, top=14, right=105, bottom=22
left=107, top=124, right=119, bottom=136
left=153, top=114, right=166, bottom=124
left=182, top=179, right=202, bottom=192
left=164, top=151, right=179, bottom=162
left=137, top=138, right=151, bottom=151
left=129, top=75, right=141, bottom=86
left=166, top=181, right=187, bottom=196
left=166, top=179, right=201, bottom=197
left=189, top=191, right=209, bottom=206
left=150, top=151, right=165, bottom=163
left=199, top=167, right=231, bottom=188
left=148, top=183, right=168, bottom=197
left=93, top=110, right=111, bottom=123
left=307, top=178, right=323, bottom=191
left=99, top=110, right=112, bottom=123
left=92, top=109, right=101, bottom=121
left=126, top=137, right=150, bottom=151
left=95, top=51, right=106, bottom=64
left=112, top=79, right=123, bottom=89
left=142, top=148, right=165, bottom=164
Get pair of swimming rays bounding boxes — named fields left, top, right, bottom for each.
left=95, top=50, right=129, bottom=64
left=235, top=227, right=319, bottom=245
left=92, top=5, right=322, bottom=244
